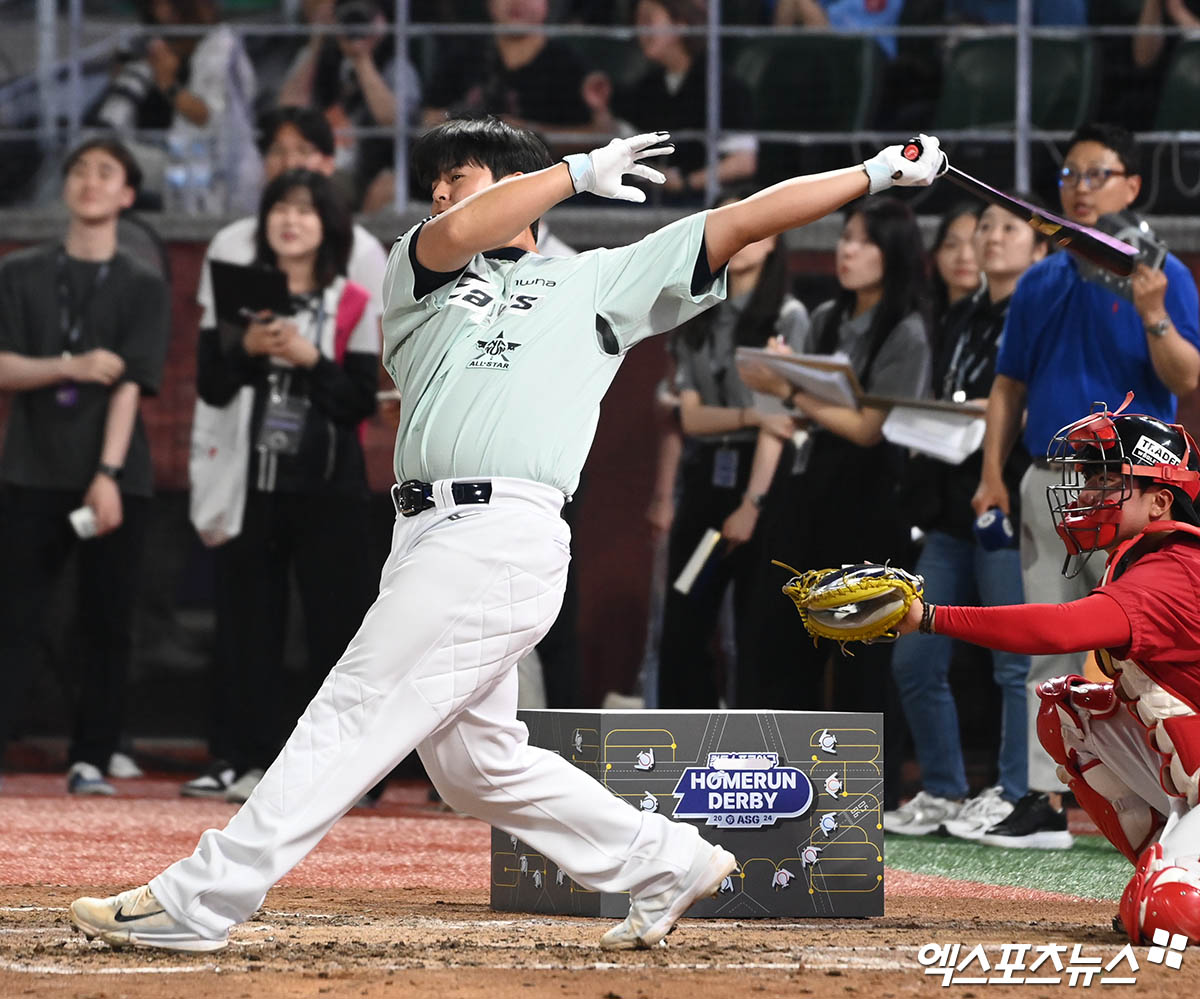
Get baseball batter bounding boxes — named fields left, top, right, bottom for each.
left=897, top=398, right=1200, bottom=945
left=69, top=117, right=946, bottom=952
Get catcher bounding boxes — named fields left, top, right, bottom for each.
left=785, top=395, right=1200, bottom=945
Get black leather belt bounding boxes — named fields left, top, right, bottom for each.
left=394, top=478, right=493, bottom=517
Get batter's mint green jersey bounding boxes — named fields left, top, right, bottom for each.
left=381, top=211, right=727, bottom=495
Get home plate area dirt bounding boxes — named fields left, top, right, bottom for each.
left=2, top=885, right=1197, bottom=998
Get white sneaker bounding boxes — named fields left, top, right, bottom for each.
left=599, top=844, right=738, bottom=950
left=940, top=785, right=1015, bottom=841
left=882, top=790, right=961, bottom=836
left=70, top=884, right=227, bottom=952
left=67, top=762, right=115, bottom=797
left=225, top=768, right=264, bottom=803
left=107, top=752, right=144, bottom=779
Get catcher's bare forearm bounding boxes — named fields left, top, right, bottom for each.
left=926, top=593, right=1131, bottom=654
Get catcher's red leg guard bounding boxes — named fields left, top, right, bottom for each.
left=1158, top=714, right=1200, bottom=806
left=1119, top=843, right=1200, bottom=945
left=1037, top=676, right=1163, bottom=863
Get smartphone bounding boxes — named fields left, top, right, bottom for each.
left=239, top=307, right=277, bottom=323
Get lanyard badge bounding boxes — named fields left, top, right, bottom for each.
left=54, top=249, right=110, bottom=408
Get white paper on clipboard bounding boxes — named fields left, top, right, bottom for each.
left=736, top=347, right=862, bottom=409
left=882, top=405, right=986, bottom=464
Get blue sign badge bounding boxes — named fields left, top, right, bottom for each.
left=671, top=752, right=814, bottom=828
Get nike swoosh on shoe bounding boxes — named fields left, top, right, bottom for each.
left=113, top=906, right=166, bottom=923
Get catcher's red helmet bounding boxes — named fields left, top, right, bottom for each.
left=1046, top=393, right=1200, bottom=575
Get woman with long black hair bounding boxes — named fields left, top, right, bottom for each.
left=739, top=197, right=931, bottom=721
left=656, top=189, right=809, bottom=708
left=192, top=168, right=379, bottom=802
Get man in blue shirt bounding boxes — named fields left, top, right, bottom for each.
left=974, top=122, right=1200, bottom=849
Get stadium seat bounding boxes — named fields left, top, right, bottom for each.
left=1139, top=39, right=1200, bottom=213
left=1154, top=38, right=1200, bottom=129
left=934, top=36, right=1096, bottom=131
left=570, top=34, right=650, bottom=92
left=734, top=34, right=881, bottom=184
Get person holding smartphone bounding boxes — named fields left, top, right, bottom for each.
left=194, top=168, right=379, bottom=804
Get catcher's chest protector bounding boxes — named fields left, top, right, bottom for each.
left=1093, top=522, right=1200, bottom=808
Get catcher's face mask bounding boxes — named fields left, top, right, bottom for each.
left=1046, top=393, right=1200, bottom=577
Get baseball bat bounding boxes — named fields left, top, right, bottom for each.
left=901, top=139, right=1139, bottom=277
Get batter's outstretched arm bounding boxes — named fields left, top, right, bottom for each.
left=702, top=134, right=948, bottom=272
left=416, top=133, right=676, bottom=273
left=417, top=164, right=577, bottom=273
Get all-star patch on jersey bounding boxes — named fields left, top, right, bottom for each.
left=381, top=212, right=727, bottom=496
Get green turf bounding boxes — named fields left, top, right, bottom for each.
left=884, top=834, right=1131, bottom=901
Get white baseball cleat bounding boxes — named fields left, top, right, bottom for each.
left=599, top=845, right=738, bottom=950
left=70, top=885, right=228, bottom=952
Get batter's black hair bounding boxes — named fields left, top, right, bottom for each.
left=254, top=169, right=352, bottom=291
left=412, top=115, right=554, bottom=242
left=1067, top=122, right=1141, bottom=177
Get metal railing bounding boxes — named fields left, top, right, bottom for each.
left=12, top=0, right=1200, bottom=214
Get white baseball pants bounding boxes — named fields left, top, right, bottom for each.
left=1063, top=700, right=1199, bottom=860
left=151, top=478, right=703, bottom=939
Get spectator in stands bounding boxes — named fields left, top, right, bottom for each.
left=279, top=0, right=423, bottom=212
left=423, top=0, right=592, bottom=136
left=775, top=0, right=905, bottom=59
left=738, top=198, right=929, bottom=806
left=184, top=106, right=387, bottom=802
left=0, top=138, right=170, bottom=795
left=1133, top=0, right=1200, bottom=69
left=191, top=169, right=379, bottom=805
left=590, top=0, right=757, bottom=202
left=886, top=197, right=1052, bottom=843
left=657, top=188, right=810, bottom=708
left=90, top=0, right=260, bottom=212
left=929, top=203, right=982, bottom=352
left=973, top=122, right=1200, bottom=848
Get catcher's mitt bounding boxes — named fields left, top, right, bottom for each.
left=774, top=560, right=924, bottom=648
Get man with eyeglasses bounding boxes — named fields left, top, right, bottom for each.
left=972, top=121, right=1200, bottom=850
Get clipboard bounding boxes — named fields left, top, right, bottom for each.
left=861, top=394, right=985, bottom=417
left=209, top=260, right=292, bottom=325
left=736, top=347, right=864, bottom=409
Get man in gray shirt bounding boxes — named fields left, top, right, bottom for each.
left=71, top=118, right=946, bottom=953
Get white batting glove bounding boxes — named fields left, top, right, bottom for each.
left=563, top=132, right=675, bottom=203
left=862, top=133, right=948, bottom=195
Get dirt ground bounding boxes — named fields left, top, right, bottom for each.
left=2, top=884, right=1195, bottom=999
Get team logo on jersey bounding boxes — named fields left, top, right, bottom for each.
left=468, top=331, right=522, bottom=370
left=671, top=752, right=814, bottom=828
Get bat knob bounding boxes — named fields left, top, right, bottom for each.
left=902, top=138, right=923, bottom=162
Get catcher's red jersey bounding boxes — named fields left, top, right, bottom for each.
left=1098, top=534, right=1200, bottom=710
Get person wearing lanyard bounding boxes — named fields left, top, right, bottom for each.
left=886, top=199, right=1052, bottom=843
left=194, top=168, right=379, bottom=804
left=0, top=138, right=170, bottom=795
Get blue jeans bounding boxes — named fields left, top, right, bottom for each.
left=891, top=529, right=1030, bottom=802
